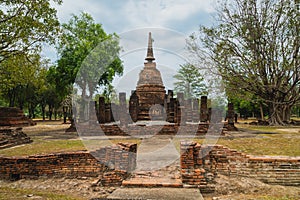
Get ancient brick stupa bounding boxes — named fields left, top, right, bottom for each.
left=129, top=32, right=166, bottom=121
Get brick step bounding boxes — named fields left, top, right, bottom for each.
left=122, top=177, right=183, bottom=188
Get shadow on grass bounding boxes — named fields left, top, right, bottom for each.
left=238, top=128, right=279, bottom=135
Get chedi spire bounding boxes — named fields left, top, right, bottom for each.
left=145, top=32, right=155, bottom=62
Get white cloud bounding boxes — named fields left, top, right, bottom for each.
left=52, top=0, right=215, bottom=33
left=121, top=0, right=215, bottom=30
left=45, top=0, right=216, bottom=91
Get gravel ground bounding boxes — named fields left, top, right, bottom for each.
left=1, top=174, right=299, bottom=200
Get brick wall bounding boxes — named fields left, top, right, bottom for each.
left=0, top=127, right=32, bottom=149
left=0, top=143, right=137, bottom=186
left=181, top=142, right=300, bottom=193
left=77, top=123, right=235, bottom=136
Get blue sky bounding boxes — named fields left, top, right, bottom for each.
left=44, top=0, right=217, bottom=94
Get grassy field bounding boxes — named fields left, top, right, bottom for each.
left=0, top=120, right=299, bottom=200
left=0, top=187, right=83, bottom=200
left=0, top=120, right=299, bottom=157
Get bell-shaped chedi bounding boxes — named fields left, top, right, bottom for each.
left=135, top=32, right=166, bottom=121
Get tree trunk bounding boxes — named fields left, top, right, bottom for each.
left=63, top=106, right=67, bottom=124
left=54, top=109, right=57, bottom=120
left=268, top=103, right=286, bottom=126
left=259, top=103, right=265, bottom=121
left=8, top=89, right=16, bottom=107
left=282, top=105, right=292, bottom=123
left=41, top=105, right=46, bottom=121
left=49, top=105, right=53, bottom=121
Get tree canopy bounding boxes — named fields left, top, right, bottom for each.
left=0, top=0, right=62, bottom=63
left=173, top=63, right=207, bottom=99
left=53, top=12, right=123, bottom=99
left=188, top=0, right=299, bottom=125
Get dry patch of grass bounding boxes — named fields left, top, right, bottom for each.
left=1, top=120, right=299, bottom=157
left=216, top=136, right=300, bottom=156
left=0, top=139, right=86, bottom=157
left=0, top=186, right=84, bottom=200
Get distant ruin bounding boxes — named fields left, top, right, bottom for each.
left=77, top=32, right=237, bottom=135
left=0, top=107, right=35, bottom=127
left=0, top=107, right=34, bottom=149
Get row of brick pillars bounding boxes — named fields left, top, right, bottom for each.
left=85, top=91, right=235, bottom=126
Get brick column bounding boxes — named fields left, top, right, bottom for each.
left=174, top=99, right=179, bottom=124
left=129, top=91, right=139, bottom=123
left=177, top=93, right=186, bottom=125
left=167, top=98, right=175, bottom=123
left=105, top=103, right=111, bottom=123
left=89, top=101, right=98, bottom=123
left=200, top=96, right=208, bottom=122
left=119, top=92, right=128, bottom=126
left=167, top=90, right=173, bottom=103
left=186, top=98, right=193, bottom=122
left=98, top=97, right=106, bottom=124
left=193, top=98, right=200, bottom=122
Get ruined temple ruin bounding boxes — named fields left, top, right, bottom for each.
left=0, top=107, right=34, bottom=149
left=92, top=32, right=236, bottom=133
left=131, top=32, right=166, bottom=121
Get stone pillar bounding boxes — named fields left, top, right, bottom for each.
left=110, top=103, right=117, bottom=122
left=177, top=93, right=186, bottom=125
left=210, top=108, right=223, bottom=123
left=227, top=103, right=235, bottom=125
left=200, top=96, right=208, bottom=122
left=193, top=98, right=200, bottom=122
left=105, top=103, right=111, bottom=123
left=174, top=100, right=179, bottom=124
left=163, top=95, right=168, bottom=120
left=119, top=92, right=127, bottom=126
left=89, top=101, right=98, bottom=123
left=209, top=107, right=223, bottom=134
left=129, top=91, right=138, bottom=123
left=186, top=98, right=193, bottom=122
left=167, top=98, right=176, bottom=123
left=167, top=90, right=173, bottom=103
left=98, top=97, right=106, bottom=124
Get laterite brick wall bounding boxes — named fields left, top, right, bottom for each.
left=0, top=143, right=137, bottom=186
left=77, top=123, right=235, bottom=137
left=181, top=142, right=300, bottom=193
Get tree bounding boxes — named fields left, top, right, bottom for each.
left=173, top=63, right=207, bottom=99
left=55, top=12, right=123, bottom=97
left=188, top=0, right=299, bottom=125
left=0, top=53, right=46, bottom=108
left=0, top=0, right=61, bottom=63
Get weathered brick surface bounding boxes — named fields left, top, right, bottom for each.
left=0, top=127, right=32, bottom=149
left=92, top=143, right=137, bottom=172
left=0, top=143, right=137, bottom=186
left=77, top=123, right=231, bottom=136
left=0, top=107, right=36, bottom=127
left=0, top=151, right=101, bottom=180
left=180, top=142, right=300, bottom=193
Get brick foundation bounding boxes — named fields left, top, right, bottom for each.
left=0, top=127, right=32, bottom=149
left=181, top=142, right=300, bottom=193
left=0, top=107, right=36, bottom=127
left=77, top=123, right=235, bottom=136
left=0, top=143, right=137, bottom=186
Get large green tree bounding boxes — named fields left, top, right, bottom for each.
left=54, top=12, right=123, bottom=99
left=0, top=53, right=52, bottom=119
left=173, top=63, right=207, bottom=99
left=0, top=0, right=61, bottom=63
left=188, top=0, right=299, bottom=125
